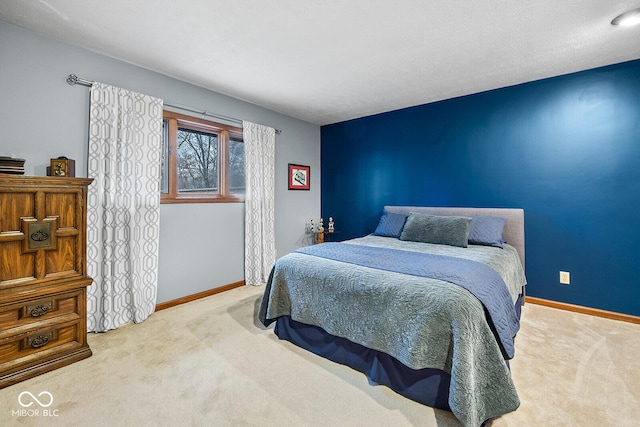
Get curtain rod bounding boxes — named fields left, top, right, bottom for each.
left=66, top=74, right=282, bottom=134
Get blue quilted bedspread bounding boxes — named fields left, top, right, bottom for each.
left=295, top=242, right=519, bottom=359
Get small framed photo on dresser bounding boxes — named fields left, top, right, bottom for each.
left=288, top=163, right=310, bottom=190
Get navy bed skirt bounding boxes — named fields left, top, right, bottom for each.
left=274, top=315, right=452, bottom=410
left=273, top=293, right=524, bottom=414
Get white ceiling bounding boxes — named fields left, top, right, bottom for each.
left=1, top=1, right=640, bottom=125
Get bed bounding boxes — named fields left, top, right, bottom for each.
left=259, top=206, right=526, bottom=427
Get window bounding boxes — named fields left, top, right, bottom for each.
left=161, top=110, right=245, bottom=203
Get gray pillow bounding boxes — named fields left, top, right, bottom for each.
left=399, top=213, right=472, bottom=248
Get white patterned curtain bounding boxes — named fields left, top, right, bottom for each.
left=243, top=121, right=276, bottom=286
left=86, top=82, right=163, bottom=332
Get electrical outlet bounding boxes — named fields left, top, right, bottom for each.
left=559, top=271, right=570, bottom=285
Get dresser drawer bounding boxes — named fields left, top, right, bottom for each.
left=0, top=290, right=83, bottom=338
left=0, top=319, right=84, bottom=367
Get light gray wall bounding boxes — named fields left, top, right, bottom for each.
left=0, top=22, right=321, bottom=303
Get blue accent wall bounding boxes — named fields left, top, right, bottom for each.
left=321, top=59, right=640, bottom=316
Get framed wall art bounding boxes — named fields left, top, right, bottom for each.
left=288, top=163, right=310, bottom=190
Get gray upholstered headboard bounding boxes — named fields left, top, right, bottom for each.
left=383, top=206, right=525, bottom=269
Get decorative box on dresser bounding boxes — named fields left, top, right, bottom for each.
left=0, top=174, right=93, bottom=388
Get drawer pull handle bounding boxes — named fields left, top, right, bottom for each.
left=27, top=222, right=53, bottom=249
left=29, top=332, right=53, bottom=349
left=30, top=230, right=50, bottom=242
left=27, top=301, right=53, bottom=317
left=29, top=304, right=51, bottom=317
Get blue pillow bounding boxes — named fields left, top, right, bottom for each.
left=399, top=213, right=471, bottom=248
left=468, top=216, right=507, bottom=248
left=373, top=212, right=407, bottom=238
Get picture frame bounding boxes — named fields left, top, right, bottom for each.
left=288, top=163, right=310, bottom=190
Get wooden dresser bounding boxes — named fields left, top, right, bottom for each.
left=0, top=174, right=93, bottom=388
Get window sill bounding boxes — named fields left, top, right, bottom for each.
left=161, top=195, right=245, bottom=204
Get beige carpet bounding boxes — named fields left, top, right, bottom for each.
left=1, top=285, right=638, bottom=427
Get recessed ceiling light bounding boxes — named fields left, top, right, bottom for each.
left=611, top=7, right=640, bottom=26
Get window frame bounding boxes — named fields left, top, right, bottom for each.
left=161, top=110, right=245, bottom=204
